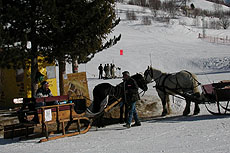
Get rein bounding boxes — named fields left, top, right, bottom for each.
left=153, top=74, right=164, bottom=83
left=139, top=90, right=146, bottom=97
left=109, top=85, right=123, bottom=101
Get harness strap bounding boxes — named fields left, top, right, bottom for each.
left=184, top=70, right=201, bottom=86
left=156, top=74, right=171, bottom=94
left=154, top=72, right=201, bottom=95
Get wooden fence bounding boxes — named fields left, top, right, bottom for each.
left=199, top=34, right=230, bottom=45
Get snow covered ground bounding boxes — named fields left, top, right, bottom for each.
left=1, top=1, right=230, bottom=153
left=1, top=109, right=230, bottom=153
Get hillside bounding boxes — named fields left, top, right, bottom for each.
left=78, top=1, right=230, bottom=78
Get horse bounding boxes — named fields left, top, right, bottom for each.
left=144, top=66, right=201, bottom=116
left=91, top=73, right=148, bottom=127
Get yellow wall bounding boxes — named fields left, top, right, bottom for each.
left=0, top=60, right=57, bottom=108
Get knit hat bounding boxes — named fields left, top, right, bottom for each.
left=41, top=81, right=49, bottom=86
left=122, top=71, right=130, bottom=76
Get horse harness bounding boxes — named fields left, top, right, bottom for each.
left=108, top=85, right=122, bottom=102
left=154, top=73, right=172, bottom=94
left=153, top=72, right=200, bottom=95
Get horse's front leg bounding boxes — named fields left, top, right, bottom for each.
left=161, top=99, right=168, bottom=116
left=158, top=91, right=169, bottom=116
left=193, top=103, right=200, bottom=115
left=183, top=100, right=191, bottom=116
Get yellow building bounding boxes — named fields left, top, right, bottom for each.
left=0, top=60, right=57, bottom=108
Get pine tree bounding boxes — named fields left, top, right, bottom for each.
left=0, top=0, right=55, bottom=97
left=44, top=0, right=121, bottom=94
left=0, top=0, right=121, bottom=96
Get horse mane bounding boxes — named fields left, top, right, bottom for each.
left=148, top=67, right=165, bottom=80
left=149, top=66, right=166, bottom=74
left=131, top=73, right=141, bottom=78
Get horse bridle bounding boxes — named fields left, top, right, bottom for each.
left=146, top=68, right=163, bottom=83
left=145, top=69, right=153, bottom=83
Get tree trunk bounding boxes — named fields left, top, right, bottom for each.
left=0, top=68, right=2, bottom=102
left=59, top=59, right=66, bottom=95
left=30, top=1, right=39, bottom=98
left=31, top=56, right=38, bottom=98
left=72, top=57, right=78, bottom=73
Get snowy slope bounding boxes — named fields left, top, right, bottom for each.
left=189, top=0, right=230, bottom=11
left=1, top=1, right=230, bottom=153
left=78, top=3, right=230, bottom=77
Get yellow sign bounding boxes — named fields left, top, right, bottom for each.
left=63, top=72, right=90, bottom=107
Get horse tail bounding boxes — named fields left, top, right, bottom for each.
left=183, top=70, right=201, bottom=94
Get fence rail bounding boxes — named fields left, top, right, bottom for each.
left=199, top=34, right=230, bottom=45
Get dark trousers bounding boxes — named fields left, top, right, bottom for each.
left=99, top=71, right=103, bottom=79
left=127, top=101, right=139, bottom=125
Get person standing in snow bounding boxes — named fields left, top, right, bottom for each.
left=98, top=64, right=103, bottom=79
left=104, top=64, right=110, bottom=79
left=110, top=63, right=113, bottom=77
left=111, top=64, right=116, bottom=78
left=122, top=71, right=141, bottom=128
left=107, top=63, right=110, bottom=78
left=104, top=64, right=107, bottom=78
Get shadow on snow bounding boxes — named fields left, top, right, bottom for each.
left=143, top=114, right=230, bottom=124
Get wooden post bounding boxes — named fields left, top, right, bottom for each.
left=42, top=108, right=45, bottom=135
left=62, top=122, right=65, bottom=135
left=57, top=106, right=60, bottom=132
left=58, top=60, right=66, bottom=96
left=77, top=119, right=81, bottom=133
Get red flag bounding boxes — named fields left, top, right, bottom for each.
left=120, top=49, right=123, bottom=55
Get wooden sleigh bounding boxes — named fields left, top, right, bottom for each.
left=4, top=95, right=122, bottom=142
left=4, top=95, right=91, bottom=142
left=201, top=80, right=230, bottom=115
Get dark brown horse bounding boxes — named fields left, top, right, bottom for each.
left=90, top=73, right=148, bottom=127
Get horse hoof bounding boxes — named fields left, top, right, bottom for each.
left=161, top=112, right=167, bottom=116
left=183, top=111, right=190, bottom=116
left=193, top=108, right=200, bottom=115
left=193, top=112, right=198, bottom=115
left=193, top=111, right=200, bottom=115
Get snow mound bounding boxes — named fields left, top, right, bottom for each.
left=193, top=57, right=230, bottom=72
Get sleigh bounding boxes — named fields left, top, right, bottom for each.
left=201, top=80, right=230, bottom=115
left=3, top=95, right=122, bottom=142
left=4, top=95, right=91, bottom=142
left=167, top=80, right=230, bottom=115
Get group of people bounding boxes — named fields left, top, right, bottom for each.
left=98, top=63, right=117, bottom=79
